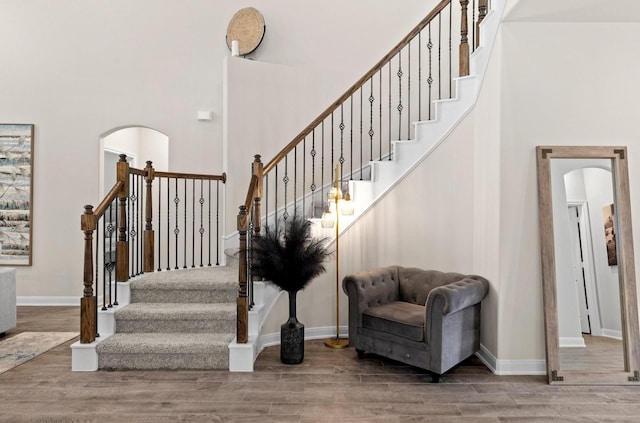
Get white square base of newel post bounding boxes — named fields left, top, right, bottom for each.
left=228, top=336, right=257, bottom=372
left=71, top=340, right=99, bottom=371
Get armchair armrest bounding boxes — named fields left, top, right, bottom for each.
left=426, top=276, right=489, bottom=316
left=425, top=275, right=489, bottom=345
left=342, top=266, right=401, bottom=339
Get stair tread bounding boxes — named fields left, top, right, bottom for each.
left=97, top=332, right=235, bottom=354
left=115, top=302, right=235, bottom=319
left=132, top=266, right=237, bottom=288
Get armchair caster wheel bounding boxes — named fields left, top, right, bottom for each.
left=356, top=349, right=365, bottom=359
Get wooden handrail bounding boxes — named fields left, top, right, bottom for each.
left=263, top=0, right=452, bottom=174
left=155, top=171, right=227, bottom=182
left=244, top=175, right=258, bottom=211
left=91, top=181, right=123, bottom=224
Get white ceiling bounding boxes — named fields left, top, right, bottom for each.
left=504, top=0, right=640, bottom=22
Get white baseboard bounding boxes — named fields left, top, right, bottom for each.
left=559, top=336, right=587, bottom=348
left=601, top=329, right=623, bottom=340
left=476, top=344, right=546, bottom=375
left=17, top=296, right=80, bottom=306
left=259, top=325, right=349, bottom=348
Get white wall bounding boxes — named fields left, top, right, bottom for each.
left=0, top=0, right=431, bottom=299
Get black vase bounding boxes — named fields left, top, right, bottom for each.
left=281, top=290, right=304, bottom=364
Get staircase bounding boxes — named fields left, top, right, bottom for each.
left=95, top=266, right=237, bottom=370
left=72, top=0, right=504, bottom=373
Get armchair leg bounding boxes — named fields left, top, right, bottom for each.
left=356, top=349, right=365, bottom=359
left=431, top=373, right=441, bottom=383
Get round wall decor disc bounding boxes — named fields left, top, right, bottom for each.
left=226, top=7, right=266, bottom=56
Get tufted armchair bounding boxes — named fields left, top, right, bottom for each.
left=342, top=266, right=489, bottom=382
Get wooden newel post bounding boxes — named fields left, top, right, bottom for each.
left=116, top=155, right=130, bottom=283
left=252, top=155, right=263, bottom=238
left=80, top=205, right=97, bottom=343
left=476, top=0, right=488, bottom=49
left=459, top=0, right=470, bottom=77
left=143, top=161, right=155, bottom=273
left=237, top=205, right=249, bottom=344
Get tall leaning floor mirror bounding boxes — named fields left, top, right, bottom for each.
left=536, top=146, right=640, bottom=385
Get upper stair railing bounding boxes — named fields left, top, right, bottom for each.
left=80, top=154, right=226, bottom=343
left=235, top=0, right=490, bottom=343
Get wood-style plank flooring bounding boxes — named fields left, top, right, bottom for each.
left=560, top=334, right=624, bottom=371
left=1, top=306, right=640, bottom=422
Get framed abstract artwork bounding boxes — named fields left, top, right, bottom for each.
left=0, top=124, right=34, bottom=265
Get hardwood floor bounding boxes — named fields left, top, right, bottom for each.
left=1, top=307, right=640, bottom=422
left=560, top=334, right=624, bottom=371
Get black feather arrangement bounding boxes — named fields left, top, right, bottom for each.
left=251, top=214, right=332, bottom=293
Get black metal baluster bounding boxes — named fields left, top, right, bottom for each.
left=113, top=201, right=119, bottom=306
left=94, top=222, right=100, bottom=337
left=302, top=138, right=306, bottom=217
left=183, top=178, right=187, bottom=269
left=208, top=180, right=212, bottom=266
left=321, top=122, right=325, bottom=206
left=408, top=41, right=412, bottom=138
left=388, top=59, right=392, bottom=159
left=137, top=174, right=141, bottom=275
left=107, top=203, right=116, bottom=308
left=192, top=180, right=195, bottom=268
left=215, top=180, right=220, bottom=266
left=439, top=12, right=442, bottom=100
left=472, top=0, right=476, bottom=53
left=419, top=32, right=422, bottom=121
left=199, top=180, right=204, bottom=267
left=349, top=95, right=353, bottom=180
left=274, top=165, right=279, bottom=233
left=359, top=87, right=363, bottom=180
left=174, top=177, right=179, bottom=270
left=283, top=155, right=289, bottom=221
left=126, top=176, right=131, bottom=278
left=331, top=113, right=335, bottom=185
left=369, top=78, right=374, bottom=163
left=339, top=104, right=345, bottom=182
left=166, top=177, right=170, bottom=271
left=101, top=216, right=107, bottom=311
left=449, top=1, right=453, bottom=98
left=310, top=130, right=317, bottom=217
left=428, top=23, right=433, bottom=119
left=293, top=147, right=297, bottom=219
left=379, top=71, right=382, bottom=160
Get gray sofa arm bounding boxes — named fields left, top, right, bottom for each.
left=426, top=276, right=489, bottom=316
left=424, top=275, right=489, bottom=345
left=342, top=266, right=401, bottom=338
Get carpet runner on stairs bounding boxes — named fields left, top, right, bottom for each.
left=96, top=266, right=237, bottom=370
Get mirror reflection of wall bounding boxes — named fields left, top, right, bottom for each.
left=550, top=159, right=623, bottom=371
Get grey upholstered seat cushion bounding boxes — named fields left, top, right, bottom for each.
left=362, top=301, right=425, bottom=342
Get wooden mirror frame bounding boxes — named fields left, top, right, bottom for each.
left=536, top=146, right=640, bottom=384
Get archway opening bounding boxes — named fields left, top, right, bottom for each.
left=99, top=127, right=169, bottom=197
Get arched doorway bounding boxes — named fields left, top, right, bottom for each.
left=99, top=126, right=169, bottom=197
